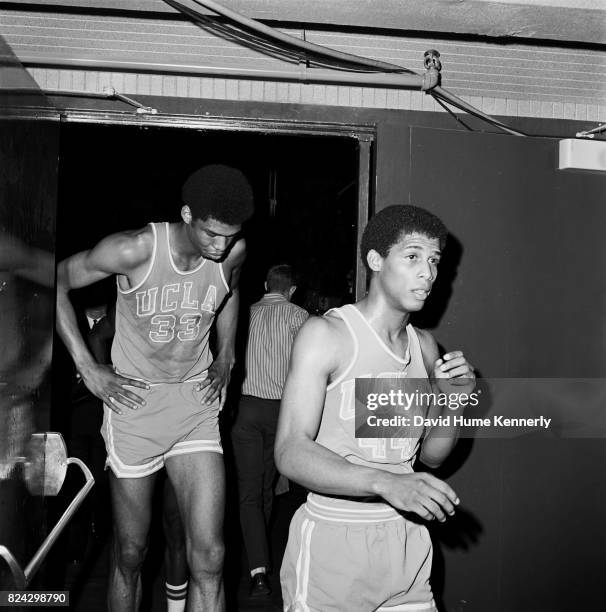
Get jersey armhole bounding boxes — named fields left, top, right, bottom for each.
left=218, top=262, right=230, bottom=293
left=117, top=222, right=157, bottom=295
left=326, top=307, right=359, bottom=391
left=408, top=325, right=430, bottom=378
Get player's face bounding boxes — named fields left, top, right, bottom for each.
left=190, top=216, right=241, bottom=261
left=377, top=232, right=441, bottom=312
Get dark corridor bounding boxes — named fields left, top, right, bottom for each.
left=49, top=122, right=361, bottom=610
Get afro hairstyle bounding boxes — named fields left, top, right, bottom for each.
left=182, top=164, right=254, bottom=225
left=360, top=205, right=448, bottom=271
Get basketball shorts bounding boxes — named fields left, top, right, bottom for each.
left=281, top=493, right=437, bottom=612
left=101, top=376, right=222, bottom=478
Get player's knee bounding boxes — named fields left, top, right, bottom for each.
left=188, top=540, right=225, bottom=578
left=114, top=538, right=148, bottom=573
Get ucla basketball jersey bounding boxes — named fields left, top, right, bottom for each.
left=111, top=222, right=230, bottom=383
left=316, top=304, right=429, bottom=474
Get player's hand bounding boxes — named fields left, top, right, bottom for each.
left=433, top=351, right=475, bottom=393
left=196, top=358, right=232, bottom=408
left=80, top=363, right=149, bottom=415
left=377, top=471, right=460, bottom=522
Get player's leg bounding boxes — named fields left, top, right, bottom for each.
left=163, top=476, right=189, bottom=612
left=108, top=471, right=157, bottom=612
left=165, top=451, right=226, bottom=611
left=232, top=396, right=268, bottom=576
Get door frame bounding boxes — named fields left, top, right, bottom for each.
left=58, top=108, right=374, bottom=299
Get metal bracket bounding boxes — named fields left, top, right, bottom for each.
left=576, top=123, right=606, bottom=139
left=422, top=50, right=442, bottom=92
left=42, top=87, right=158, bottom=115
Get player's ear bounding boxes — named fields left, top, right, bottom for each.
left=288, top=285, right=297, bottom=300
left=181, top=205, right=193, bottom=225
left=366, top=249, right=383, bottom=272
left=264, top=281, right=268, bottom=292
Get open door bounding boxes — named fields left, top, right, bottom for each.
left=0, top=35, right=60, bottom=589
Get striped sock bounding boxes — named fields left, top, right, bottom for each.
left=166, top=581, right=188, bottom=612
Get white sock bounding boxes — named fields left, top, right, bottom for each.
left=166, top=581, right=188, bottom=612
left=251, top=566, right=266, bottom=577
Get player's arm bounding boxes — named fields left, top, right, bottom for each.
left=275, top=317, right=460, bottom=522
left=56, top=230, right=151, bottom=413
left=417, top=328, right=476, bottom=469
left=198, top=238, right=246, bottom=405
left=0, top=231, right=55, bottom=287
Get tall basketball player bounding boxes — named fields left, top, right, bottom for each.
left=56, top=164, right=254, bottom=611
left=276, top=205, right=475, bottom=611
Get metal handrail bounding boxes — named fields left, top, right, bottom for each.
left=0, top=453, right=95, bottom=589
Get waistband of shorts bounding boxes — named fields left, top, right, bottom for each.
left=305, top=492, right=402, bottom=523
left=115, top=370, right=208, bottom=387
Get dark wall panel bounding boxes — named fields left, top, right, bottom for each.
left=409, top=126, right=606, bottom=611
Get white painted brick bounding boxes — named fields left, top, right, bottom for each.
left=483, top=97, right=496, bottom=116
left=237, top=80, right=252, bottom=100
left=586, top=105, right=598, bottom=121
left=422, top=93, right=436, bottom=111
left=162, top=75, right=176, bottom=97
left=540, top=101, right=554, bottom=118
left=563, top=103, right=575, bottom=119
left=263, top=81, right=277, bottom=102
left=27, top=68, right=43, bottom=88
left=46, top=69, right=59, bottom=89
left=506, top=98, right=518, bottom=116
left=398, top=90, right=411, bottom=109
left=176, top=76, right=188, bottom=98
left=575, top=104, right=587, bottom=121
left=325, top=85, right=339, bottom=106
left=111, top=72, right=124, bottom=93
left=494, top=98, right=507, bottom=116
left=123, top=73, right=137, bottom=94
left=313, top=85, right=325, bottom=104
left=300, top=83, right=314, bottom=104
left=225, top=79, right=238, bottom=100
left=518, top=100, right=531, bottom=116
left=58, top=70, right=72, bottom=90
left=276, top=82, right=290, bottom=103
left=201, top=78, right=214, bottom=99
left=337, top=86, right=350, bottom=106
left=374, top=88, right=387, bottom=108
left=350, top=87, right=362, bottom=107
left=150, top=75, right=163, bottom=96
left=470, top=96, right=483, bottom=113
left=410, top=91, right=423, bottom=110
left=386, top=89, right=398, bottom=109
left=288, top=83, right=301, bottom=103
left=137, top=73, right=151, bottom=95
left=362, top=88, right=374, bottom=107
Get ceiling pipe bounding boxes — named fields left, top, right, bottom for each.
left=25, top=56, right=428, bottom=90
left=164, top=0, right=526, bottom=136
left=163, top=0, right=416, bottom=75
left=432, top=88, right=527, bottom=137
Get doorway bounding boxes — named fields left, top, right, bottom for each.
left=51, top=115, right=371, bottom=609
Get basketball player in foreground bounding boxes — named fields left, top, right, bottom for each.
left=276, top=205, right=475, bottom=611
left=56, top=164, right=254, bottom=611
